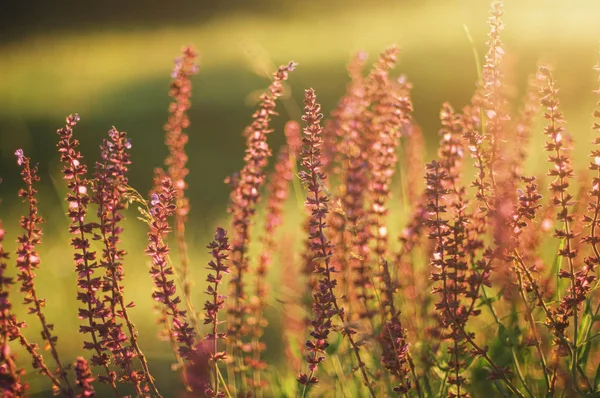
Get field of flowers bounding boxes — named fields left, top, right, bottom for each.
left=2, top=0, right=600, bottom=397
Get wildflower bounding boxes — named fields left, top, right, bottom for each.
left=94, top=128, right=158, bottom=395
left=146, top=177, right=196, bottom=360
left=56, top=114, right=119, bottom=394
left=162, top=46, right=199, bottom=302
left=15, top=149, right=73, bottom=395
left=364, top=54, right=415, bottom=393
left=226, top=61, right=295, bottom=385
left=297, top=89, right=375, bottom=397
left=0, top=220, right=28, bottom=397
left=481, top=1, right=510, bottom=188
left=203, top=227, right=231, bottom=396
left=369, top=51, right=412, bottom=266
left=538, top=67, right=578, bottom=361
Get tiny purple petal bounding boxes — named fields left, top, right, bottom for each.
left=15, top=149, right=24, bottom=166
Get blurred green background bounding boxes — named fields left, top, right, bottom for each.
left=2, top=0, right=600, bottom=215
left=1, top=0, right=600, bottom=395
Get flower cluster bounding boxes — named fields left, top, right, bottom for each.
left=380, top=317, right=411, bottom=394
left=332, top=48, right=402, bottom=322
left=56, top=114, right=119, bottom=393
left=203, top=227, right=231, bottom=397
left=369, top=58, right=412, bottom=267
left=0, top=220, right=27, bottom=397
left=361, top=56, right=416, bottom=394
left=1, top=213, right=71, bottom=396
left=334, top=68, right=371, bottom=318
left=297, top=89, right=374, bottom=397
left=94, top=128, right=158, bottom=395
left=15, top=149, right=73, bottom=394
left=162, top=46, right=199, bottom=301
left=297, top=88, right=335, bottom=388
left=481, top=0, right=509, bottom=185
left=146, top=177, right=196, bottom=360
left=538, top=67, right=578, bottom=358
left=226, top=61, right=295, bottom=384
left=426, top=156, right=503, bottom=395
left=581, top=64, right=600, bottom=310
